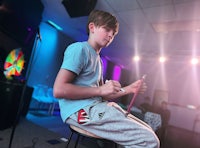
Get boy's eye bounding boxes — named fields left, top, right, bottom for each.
left=103, top=27, right=110, bottom=32
left=103, top=27, right=115, bottom=35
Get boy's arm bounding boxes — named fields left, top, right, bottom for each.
left=53, top=69, right=102, bottom=100
left=53, top=69, right=146, bottom=100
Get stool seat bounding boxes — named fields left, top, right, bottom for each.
left=66, top=125, right=117, bottom=148
left=70, top=125, right=101, bottom=138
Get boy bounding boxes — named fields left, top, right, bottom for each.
left=53, top=10, right=159, bottom=148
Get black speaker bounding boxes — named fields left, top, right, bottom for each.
left=62, top=0, right=97, bottom=17
left=0, top=81, right=33, bottom=130
left=0, top=81, right=22, bottom=130
left=21, top=86, right=33, bottom=117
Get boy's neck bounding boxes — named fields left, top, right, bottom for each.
left=87, top=40, right=101, bottom=54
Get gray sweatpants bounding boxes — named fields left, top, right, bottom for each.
left=66, top=101, right=160, bottom=148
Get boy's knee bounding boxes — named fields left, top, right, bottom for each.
left=147, top=130, right=160, bottom=148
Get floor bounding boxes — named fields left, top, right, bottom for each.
left=162, top=126, right=200, bottom=148
left=0, top=116, right=67, bottom=148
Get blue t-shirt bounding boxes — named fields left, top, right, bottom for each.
left=59, top=41, right=103, bottom=122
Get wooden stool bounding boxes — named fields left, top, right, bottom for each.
left=66, top=125, right=117, bottom=148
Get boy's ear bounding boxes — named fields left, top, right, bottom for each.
left=88, top=22, right=95, bottom=33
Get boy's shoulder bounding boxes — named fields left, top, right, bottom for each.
left=70, top=41, right=92, bottom=49
left=70, top=41, right=86, bottom=46
left=66, top=41, right=89, bottom=53
left=67, top=41, right=87, bottom=49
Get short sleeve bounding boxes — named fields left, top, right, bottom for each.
left=61, top=42, right=86, bottom=75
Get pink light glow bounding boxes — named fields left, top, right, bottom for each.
left=112, top=65, right=121, bottom=80
left=101, top=57, right=107, bottom=78
left=191, top=58, right=199, bottom=65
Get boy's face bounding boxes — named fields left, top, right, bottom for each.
left=90, top=23, right=116, bottom=48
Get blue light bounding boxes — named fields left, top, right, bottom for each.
left=47, top=20, right=63, bottom=31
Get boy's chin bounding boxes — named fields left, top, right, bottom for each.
left=104, top=42, right=111, bottom=47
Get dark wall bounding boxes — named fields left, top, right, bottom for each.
left=0, top=0, right=44, bottom=45
left=0, top=0, right=44, bottom=82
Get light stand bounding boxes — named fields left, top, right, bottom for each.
left=8, top=30, right=41, bottom=148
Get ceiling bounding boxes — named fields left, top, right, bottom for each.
left=41, top=0, right=200, bottom=69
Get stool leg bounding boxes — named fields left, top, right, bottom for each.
left=75, top=134, right=80, bottom=148
left=66, top=131, right=73, bottom=148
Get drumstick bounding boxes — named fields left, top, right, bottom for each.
left=126, top=75, right=147, bottom=115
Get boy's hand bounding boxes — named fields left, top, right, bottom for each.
left=98, top=79, right=147, bottom=100
left=128, top=80, right=147, bottom=94
left=99, top=80, right=122, bottom=97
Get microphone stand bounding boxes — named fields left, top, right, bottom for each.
left=8, top=31, right=41, bottom=148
